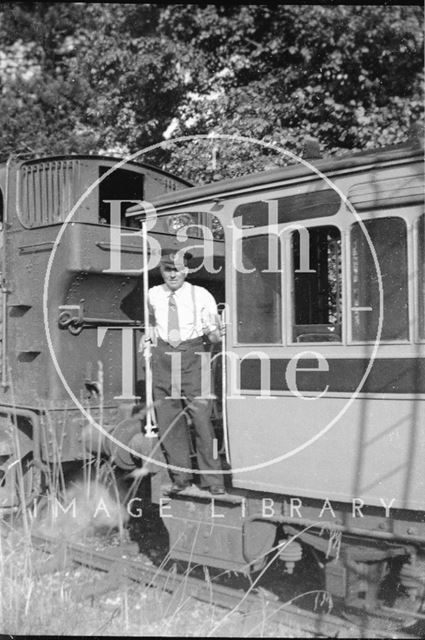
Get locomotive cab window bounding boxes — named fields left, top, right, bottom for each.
left=98, top=166, right=144, bottom=226
left=350, top=217, right=408, bottom=342
left=291, top=225, right=342, bottom=343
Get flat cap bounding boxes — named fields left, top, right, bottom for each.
left=160, top=248, right=193, bottom=269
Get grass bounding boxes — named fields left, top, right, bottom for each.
left=0, top=452, right=314, bottom=638
left=0, top=456, right=308, bottom=637
left=0, top=376, right=312, bottom=637
left=0, top=516, right=310, bottom=637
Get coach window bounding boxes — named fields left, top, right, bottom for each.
left=236, top=234, right=281, bottom=343
left=350, top=217, right=408, bottom=342
left=418, top=214, right=424, bottom=340
left=291, top=225, right=342, bottom=342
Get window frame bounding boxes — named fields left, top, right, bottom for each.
left=287, top=222, right=344, bottom=346
left=415, top=213, right=425, bottom=344
left=233, top=229, right=284, bottom=346
left=347, top=214, right=411, bottom=345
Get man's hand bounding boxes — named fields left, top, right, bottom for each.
left=139, top=329, right=156, bottom=355
left=201, top=310, right=223, bottom=343
left=206, top=327, right=221, bottom=344
left=208, top=314, right=227, bottom=343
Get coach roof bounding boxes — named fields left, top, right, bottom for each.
left=126, top=144, right=422, bottom=217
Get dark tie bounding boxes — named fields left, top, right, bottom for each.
left=168, top=293, right=181, bottom=347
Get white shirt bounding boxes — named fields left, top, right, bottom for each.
left=148, top=281, right=218, bottom=342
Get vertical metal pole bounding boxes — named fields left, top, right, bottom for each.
left=1, top=157, right=13, bottom=389
left=220, top=305, right=230, bottom=463
left=142, top=219, right=156, bottom=437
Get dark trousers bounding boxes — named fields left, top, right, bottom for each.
left=151, top=337, right=223, bottom=487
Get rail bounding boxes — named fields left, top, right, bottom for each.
left=30, top=531, right=419, bottom=639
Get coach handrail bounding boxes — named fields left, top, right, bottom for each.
left=142, top=220, right=156, bottom=437
left=1, top=157, right=14, bottom=388
left=218, top=303, right=230, bottom=464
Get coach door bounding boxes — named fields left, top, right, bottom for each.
left=223, top=185, right=345, bottom=491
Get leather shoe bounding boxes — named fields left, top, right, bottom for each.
left=168, top=482, right=191, bottom=494
left=209, top=485, right=225, bottom=495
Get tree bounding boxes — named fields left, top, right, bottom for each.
left=0, top=3, right=189, bottom=157
left=158, top=4, right=424, bottom=182
left=0, top=3, right=422, bottom=182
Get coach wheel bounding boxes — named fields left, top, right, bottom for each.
left=342, top=554, right=425, bottom=631
left=383, top=553, right=425, bottom=629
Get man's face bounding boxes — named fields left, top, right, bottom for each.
left=160, top=264, right=187, bottom=291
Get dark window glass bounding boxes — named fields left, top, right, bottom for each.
left=292, top=226, right=342, bottom=342
left=419, top=215, right=424, bottom=340
left=350, top=217, right=408, bottom=341
left=236, top=235, right=281, bottom=343
left=99, top=167, right=144, bottom=225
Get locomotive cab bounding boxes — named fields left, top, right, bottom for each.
left=0, top=154, right=191, bottom=510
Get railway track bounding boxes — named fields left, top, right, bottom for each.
left=29, top=530, right=419, bottom=639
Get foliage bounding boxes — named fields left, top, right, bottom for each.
left=159, top=4, right=424, bottom=182
left=0, top=3, right=422, bottom=182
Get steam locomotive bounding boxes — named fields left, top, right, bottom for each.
left=0, top=153, right=190, bottom=504
left=0, top=140, right=424, bottom=622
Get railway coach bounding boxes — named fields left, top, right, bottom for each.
left=127, top=138, right=425, bottom=622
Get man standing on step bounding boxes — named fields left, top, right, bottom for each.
left=147, top=248, right=225, bottom=496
